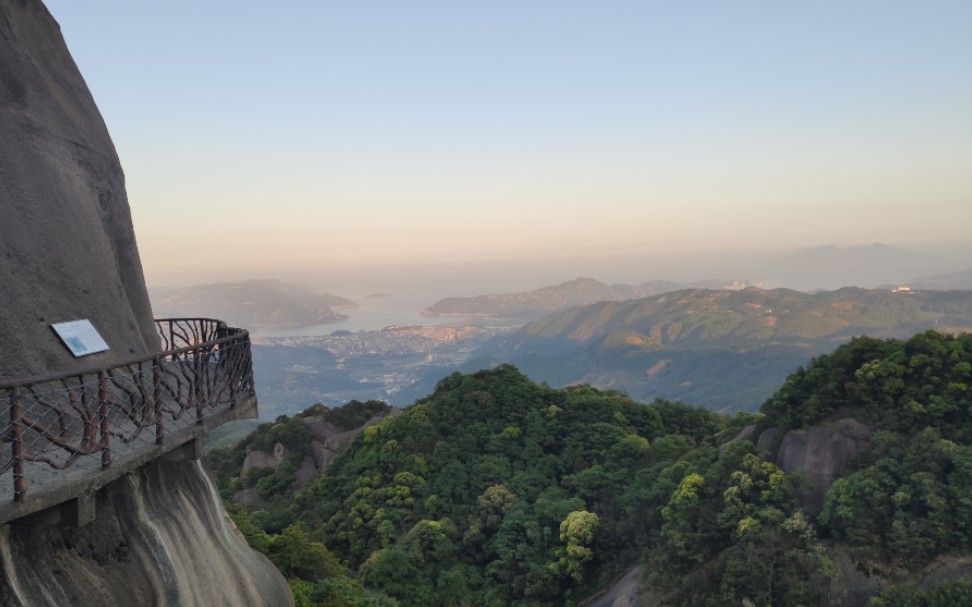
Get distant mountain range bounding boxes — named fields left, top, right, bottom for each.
left=901, top=267, right=972, bottom=290
left=150, top=279, right=356, bottom=330
left=422, top=276, right=756, bottom=319
left=761, top=243, right=946, bottom=291
left=487, top=286, right=972, bottom=411
left=422, top=244, right=964, bottom=320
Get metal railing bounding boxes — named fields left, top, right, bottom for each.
left=0, top=319, right=254, bottom=502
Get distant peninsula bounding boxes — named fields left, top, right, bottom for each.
left=150, top=279, right=356, bottom=330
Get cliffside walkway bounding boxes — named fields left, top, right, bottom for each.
left=0, top=319, right=257, bottom=525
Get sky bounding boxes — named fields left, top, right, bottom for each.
left=45, top=1, right=972, bottom=290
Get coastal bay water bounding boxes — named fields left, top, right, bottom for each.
left=247, top=285, right=527, bottom=417
left=252, top=289, right=482, bottom=337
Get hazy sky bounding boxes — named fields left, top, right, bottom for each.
left=46, top=1, right=972, bottom=288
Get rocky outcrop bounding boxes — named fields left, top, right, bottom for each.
left=0, top=3, right=292, bottom=604
left=0, top=0, right=158, bottom=379
left=738, top=417, right=873, bottom=512
left=583, top=565, right=644, bottom=607
left=240, top=441, right=290, bottom=481
left=238, top=409, right=403, bottom=491
left=303, top=418, right=342, bottom=446
left=774, top=417, right=872, bottom=510
left=719, top=424, right=760, bottom=453
left=304, top=408, right=402, bottom=474
left=755, top=426, right=784, bottom=453
left=825, top=548, right=972, bottom=607
left=0, top=458, right=292, bottom=607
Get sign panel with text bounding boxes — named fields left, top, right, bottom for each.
left=51, top=319, right=109, bottom=357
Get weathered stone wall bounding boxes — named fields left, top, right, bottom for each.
left=0, top=0, right=158, bottom=379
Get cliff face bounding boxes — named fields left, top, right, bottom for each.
left=0, top=2, right=292, bottom=604
left=727, top=417, right=873, bottom=513
left=0, top=0, right=157, bottom=378
left=0, top=458, right=292, bottom=606
left=772, top=417, right=873, bottom=511
left=235, top=408, right=402, bottom=508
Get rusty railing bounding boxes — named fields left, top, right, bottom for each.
left=0, top=319, right=254, bottom=502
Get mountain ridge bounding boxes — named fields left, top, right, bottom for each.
left=902, top=267, right=972, bottom=290
left=493, top=287, right=972, bottom=410
left=762, top=243, right=945, bottom=290
left=422, top=276, right=754, bottom=319
left=511, top=286, right=968, bottom=349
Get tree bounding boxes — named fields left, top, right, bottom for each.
left=268, top=524, right=343, bottom=581
left=552, top=510, right=600, bottom=583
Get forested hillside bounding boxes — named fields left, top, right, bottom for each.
left=764, top=331, right=972, bottom=573
left=498, top=287, right=972, bottom=410
left=206, top=331, right=972, bottom=606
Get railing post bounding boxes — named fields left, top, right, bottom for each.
left=229, top=342, right=239, bottom=409
left=194, top=350, right=204, bottom=424
left=98, top=372, right=111, bottom=468
left=153, top=356, right=164, bottom=444
left=11, top=386, right=26, bottom=502
left=242, top=339, right=253, bottom=396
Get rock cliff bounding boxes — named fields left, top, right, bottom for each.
left=236, top=408, right=402, bottom=508
left=0, top=458, right=290, bottom=606
left=728, top=417, right=873, bottom=512
left=0, top=0, right=157, bottom=379
left=773, top=417, right=872, bottom=510
left=719, top=411, right=873, bottom=512
left=0, top=2, right=292, bottom=604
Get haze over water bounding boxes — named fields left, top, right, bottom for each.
left=253, top=239, right=970, bottom=337
left=44, top=1, right=972, bottom=290
left=253, top=291, right=478, bottom=337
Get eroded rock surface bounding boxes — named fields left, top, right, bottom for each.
left=773, top=418, right=873, bottom=511
left=0, top=459, right=293, bottom=607
left=755, top=426, right=784, bottom=453
left=0, top=0, right=158, bottom=379
left=727, top=418, right=872, bottom=512
left=240, top=441, right=290, bottom=480
left=0, top=3, right=292, bottom=604
left=305, top=408, right=402, bottom=474
left=238, top=408, right=403, bottom=491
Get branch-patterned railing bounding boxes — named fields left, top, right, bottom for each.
left=0, top=319, right=254, bottom=502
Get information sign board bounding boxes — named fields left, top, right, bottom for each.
left=51, top=319, right=110, bottom=357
